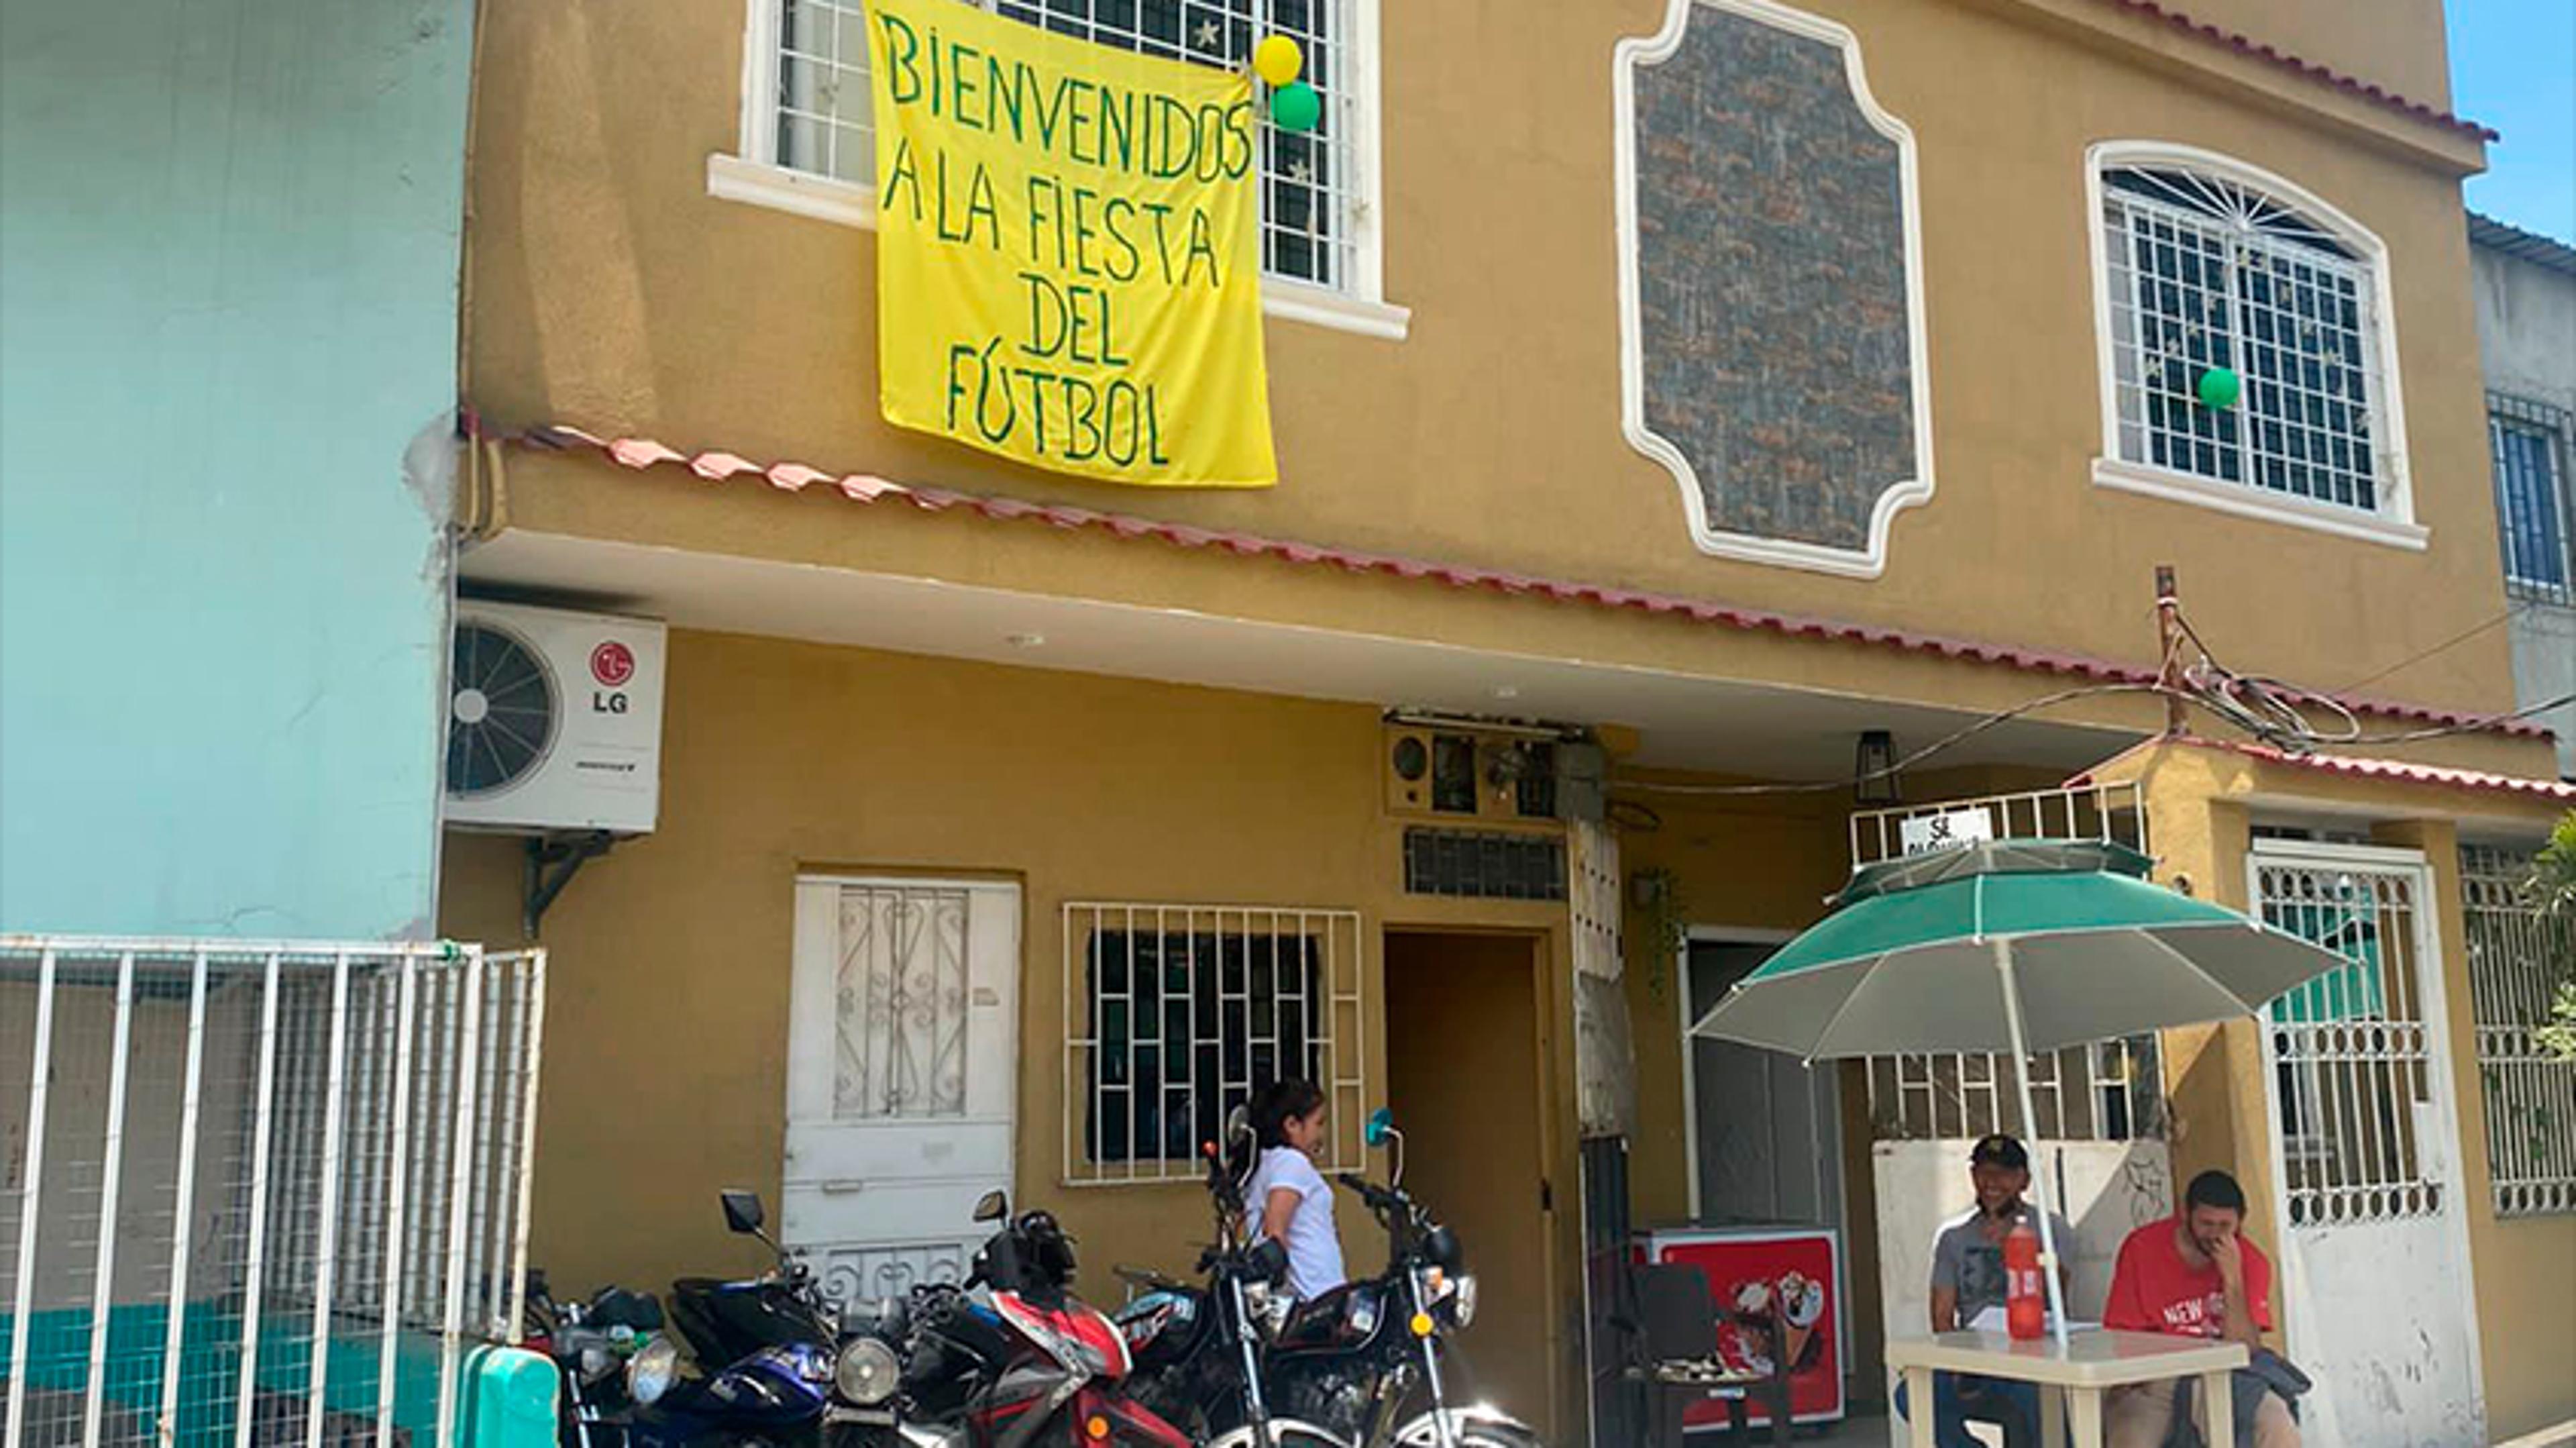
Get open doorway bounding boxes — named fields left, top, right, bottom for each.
left=1383, top=930, right=1555, bottom=1433
left=1684, top=936, right=1844, bottom=1228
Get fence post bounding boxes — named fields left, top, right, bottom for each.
left=5, top=947, right=59, bottom=1448
left=234, top=953, right=286, bottom=1448
left=436, top=947, right=486, bottom=1448
left=82, top=952, right=140, bottom=1447
left=160, top=949, right=214, bottom=1445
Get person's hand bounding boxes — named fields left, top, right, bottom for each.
left=2210, top=1227, right=2246, bottom=1286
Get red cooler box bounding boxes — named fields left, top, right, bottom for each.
left=1635, top=1225, right=1845, bottom=1429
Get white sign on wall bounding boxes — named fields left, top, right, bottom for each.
left=1899, top=808, right=1994, bottom=856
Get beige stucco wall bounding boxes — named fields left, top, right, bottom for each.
left=464, top=0, right=2516, bottom=724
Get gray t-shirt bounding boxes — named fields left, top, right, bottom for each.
left=1931, top=1204, right=2076, bottom=1323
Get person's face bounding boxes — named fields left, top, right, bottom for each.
left=1285, top=1104, right=1329, bottom=1157
left=2184, top=1202, right=2243, bottom=1257
left=1972, top=1161, right=2029, bottom=1215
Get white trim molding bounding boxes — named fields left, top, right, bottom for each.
left=2084, top=140, right=2421, bottom=546
left=717, top=0, right=1408, bottom=341
left=1613, top=0, right=1936, bottom=580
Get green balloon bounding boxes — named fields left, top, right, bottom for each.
left=2197, top=366, right=2242, bottom=411
left=1271, top=80, right=1322, bottom=134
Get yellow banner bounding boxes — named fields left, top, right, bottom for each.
left=867, top=0, right=1277, bottom=488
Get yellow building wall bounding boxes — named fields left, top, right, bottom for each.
left=464, top=0, right=2514, bottom=721
left=2097, top=743, right=2576, bottom=1439
left=439, top=626, right=1598, bottom=1435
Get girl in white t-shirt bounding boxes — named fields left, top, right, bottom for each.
left=1244, top=1079, right=1348, bottom=1302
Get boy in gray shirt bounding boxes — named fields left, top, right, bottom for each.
left=1901, top=1135, right=2074, bottom=1447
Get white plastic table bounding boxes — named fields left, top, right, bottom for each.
left=1885, top=1329, right=2249, bottom=1448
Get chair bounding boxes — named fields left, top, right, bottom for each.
left=1617, top=1262, right=1794, bottom=1446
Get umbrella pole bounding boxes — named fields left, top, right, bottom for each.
left=1994, top=937, right=2073, bottom=1350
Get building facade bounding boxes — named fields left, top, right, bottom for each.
left=2471, top=214, right=2576, bottom=781
left=0, top=0, right=476, bottom=941
left=439, top=0, right=2575, bottom=1442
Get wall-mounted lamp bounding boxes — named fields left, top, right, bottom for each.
left=1854, top=729, right=1901, bottom=806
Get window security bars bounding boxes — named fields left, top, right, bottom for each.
left=2462, top=847, right=2576, bottom=1217
left=1063, top=904, right=1363, bottom=1185
left=2255, top=862, right=2445, bottom=1228
left=1, top=937, right=544, bottom=1448
left=1851, top=784, right=2163, bottom=1143
left=2489, top=394, right=2575, bottom=604
left=771, top=0, right=1361, bottom=290
left=2103, top=167, right=2387, bottom=513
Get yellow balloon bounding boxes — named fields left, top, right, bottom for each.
left=1252, top=34, right=1304, bottom=88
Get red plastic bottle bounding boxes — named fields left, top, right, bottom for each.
left=2004, top=1217, right=2045, bottom=1341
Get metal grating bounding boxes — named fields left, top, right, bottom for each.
left=2489, top=393, right=2574, bottom=604
left=767, top=0, right=1363, bottom=291
left=0, top=937, right=543, bottom=1448
left=1401, top=827, right=1566, bottom=902
left=2255, top=858, right=2445, bottom=1227
left=2104, top=166, right=2388, bottom=513
left=2462, top=846, right=2576, bottom=1217
left=1062, top=904, right=1364, bottom=1186
left=1853, top=784, right=2161, bottom=1143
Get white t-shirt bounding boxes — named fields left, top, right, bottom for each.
left=1245, top=1144, right=1346, bottom=1302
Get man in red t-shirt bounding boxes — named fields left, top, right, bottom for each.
left=2101, top=1170, right=2300, bottom=1447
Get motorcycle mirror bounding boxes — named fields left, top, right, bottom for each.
left=972, top=1189, right=1010, bottom=1223
left=719, top=1188, right=766, bottom=1235
left=1364, top=1108, right=1396, bottom=1147
left=1224, top=1104, right=1254, bottom=1144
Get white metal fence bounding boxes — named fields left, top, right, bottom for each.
left=1, top=937, right=543, bottom=1448
left=1850, top=784, right=2165, bottom=1143
left=1063, top=904, right=1365, bottom=1186
left=2462, top=851, right=2576, bottom=1218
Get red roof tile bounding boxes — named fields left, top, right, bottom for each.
left=500, top=423, right=2551, bottom=742
left=2075, top=737, right=2576, bottom=804
left=2088, top=0, right=2495, bottom=141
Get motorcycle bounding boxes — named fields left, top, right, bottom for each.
left=523, top=1270, right=666, bottom=1448
left=836, top=1190, right=1191, bottom=1448
left=1114, top=1109, right=1343, bottom=1447
left=1266, top=1112, right=1544, bottom=1448
left=618, top=1189, right=841, bottom=1448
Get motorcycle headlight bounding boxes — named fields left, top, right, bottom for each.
left=1449, top=1274, right=1478, bottom=1328
left=625, top=1336, right=680, bottom=1406
left=835, top=1337, right=901, bottom=1406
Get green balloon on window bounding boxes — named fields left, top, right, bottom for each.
left=2197, top=366, right=2243, bottom=411
left=1271, top=80, right=1322, bottom=134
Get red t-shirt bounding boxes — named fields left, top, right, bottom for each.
left=2102, top=1216, right=2274, bottom=1338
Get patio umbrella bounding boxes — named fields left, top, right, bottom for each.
left=1688, top=838, right=2351, bottom=1345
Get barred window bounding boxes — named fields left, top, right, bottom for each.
left=759, top=0, right=1364, bottom=291
left=2463, top=845, right=2576, bottom=1217
left=1063, top=904, right=1365, bottom=1184
left=2100, top=163, right=2396, bottom=517
left=2490, top=395, right=2573, bottom=603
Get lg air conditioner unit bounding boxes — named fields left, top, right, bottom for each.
left=443, top=601, right=665, bottom=834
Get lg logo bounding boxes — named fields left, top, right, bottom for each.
left=590, top=640, right=636, bottom=715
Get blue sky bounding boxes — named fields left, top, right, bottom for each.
left=2450, top=0, right=2575, bottom=240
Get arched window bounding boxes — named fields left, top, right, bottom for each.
left=2094, top=150, right=2410, bottom=535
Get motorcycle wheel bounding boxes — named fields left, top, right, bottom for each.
left=1198, top=1427, right=1349, bottom=1448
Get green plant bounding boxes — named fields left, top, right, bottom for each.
left=2529, top=812, right=2576, bottom=1063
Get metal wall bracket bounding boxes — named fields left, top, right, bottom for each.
left=524, top=830, right=617, bottom=938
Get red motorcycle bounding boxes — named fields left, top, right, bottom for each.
left=845, top=1192, right=1189, bottom=1448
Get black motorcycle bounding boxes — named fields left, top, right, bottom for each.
left=1114, top=1109, right=1340, bottom=1448
left=524, top=1270, right=666, bottom=1448
left=1265, top=1112, right=1543, bottom=1448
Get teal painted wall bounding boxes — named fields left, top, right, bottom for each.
left=0, top=0, right=472, bottom=938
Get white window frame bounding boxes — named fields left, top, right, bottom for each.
left=710, top=0, right=1407, bottom=340
left=2085, top=142, right=2425, bottom=550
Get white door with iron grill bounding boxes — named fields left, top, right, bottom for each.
left=786, top=878, right=1020, bottom=1304
left=2250, top=843, right=2484, bottom=1447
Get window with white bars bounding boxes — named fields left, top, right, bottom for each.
left=1063, top=904, right=1365, bottom=1185
left=2099, top=162, right=2400, bottom=520
left=2489, top=395, right=2574, bottom=604
left=2462, top=845, right=2576, bottom=1217
left=755, top=0, right=1366, bottom=292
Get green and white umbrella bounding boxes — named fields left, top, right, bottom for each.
left=1690, top=838, right=2351, bottom=1344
